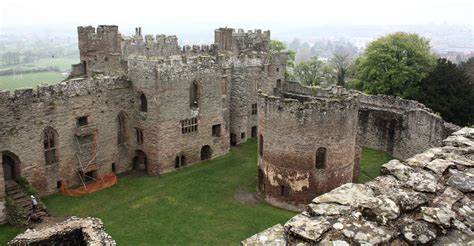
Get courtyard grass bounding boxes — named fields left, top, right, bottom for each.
left=0, top=142, right=393, bottom=245
left=359, top=147, right=395, bottom=183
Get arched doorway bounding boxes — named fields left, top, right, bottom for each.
left=2, top=151, right=20, bottom=181
left=132, top=150, right=148, bottom=172
left=200, top=145, right=212, bottom=161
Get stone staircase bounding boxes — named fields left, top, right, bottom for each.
left=5, top=180, right=48, bottom=225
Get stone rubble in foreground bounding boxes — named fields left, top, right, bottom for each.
left=242, top=127, right=474, bottom=245
left=8, top=216, right=116, bottom=246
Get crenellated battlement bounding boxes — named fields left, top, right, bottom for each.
left=259, top=90, right=359, bottom=117
left=0, top=76, right=129, bottom=105
left=214, top=27, right=271, bottom=53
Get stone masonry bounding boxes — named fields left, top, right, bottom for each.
left=243, top=127, right=474, bottom=245
left=0, top=25, right=286, bottom=223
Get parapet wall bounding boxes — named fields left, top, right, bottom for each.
left=357, top=94, right=455, bottom=159
left=243, top=127, right=474, bottom=245
left=258, top=92, right=359, bottom=210
left=282, top=81, right=456, bottom=159
left=214, top=27, right=271, bottom=53
left=121, top=33, right=181, bottom=58
left=0, top=76, right=130, bottom=106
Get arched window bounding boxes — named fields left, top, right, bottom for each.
left=190, top=81, right=199, bottom=108
left=316, top=147, right=327, bottom=169
left=116, top=112, right=127, bottom=144
left=43, top=127, right=58, bottom=165
left=259, top=134, right=264, bottom=157
left=139, top=93, right=147, bottom=112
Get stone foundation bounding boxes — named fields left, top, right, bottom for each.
left=8, top=217, right=115, bottom=245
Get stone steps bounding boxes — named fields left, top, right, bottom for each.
left=5, top=181, right=48, bottom=225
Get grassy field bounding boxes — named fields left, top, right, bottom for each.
left=0, top=72, right=66, bottom=91
left=359, top=147, right=395, bottom=183
left=0, top=142, right=392, bottom=245
left=0, top=58, right=78, bottom=71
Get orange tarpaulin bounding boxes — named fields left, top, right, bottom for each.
left=60, top=174, right=117, bottom=197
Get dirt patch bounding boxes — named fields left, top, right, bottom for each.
left=234, top=188, right=259, bottom=205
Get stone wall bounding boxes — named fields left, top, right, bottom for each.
left=282, top=81, right=456, bottom=160
left=358, top=94, right=453, bottom=159
left=257, top=92, right=359, bottom=210
left=0, top=77, right=136, bottom=203
left=242, top=127, right=474, bottom=245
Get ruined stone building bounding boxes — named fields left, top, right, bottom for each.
left=257, top=82, right=457, bottom=210
left=0, top=25, right=286, bottom=223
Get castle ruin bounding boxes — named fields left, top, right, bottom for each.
left=0, top=25, right=458, bottom=225
left=0, top=25, right=286, bottom=223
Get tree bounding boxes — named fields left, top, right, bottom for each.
left=459, top=57, right=474, bottom=86
left=270, top=40, right=296, bottom=68
left=295, top=57, right=333, bottom=86
left=355, top=32, right=437, bottom=98
left=330, top=51, right=354, bottom=87
left=414, top=58, right=474, bottom=126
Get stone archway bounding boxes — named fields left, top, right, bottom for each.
left=2, top=151, right=20, bottom=181
left=200, top=145, right=212, bottom=161
left=132, top=150, right=148, bottom=172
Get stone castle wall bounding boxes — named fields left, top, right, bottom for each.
left=0, top=77, right=137, bottom=223
left=283, top=81, right=455, bottom=160
left=257, top=93, right=360, bottom=210
left=243, top=127, right=474, bottom=245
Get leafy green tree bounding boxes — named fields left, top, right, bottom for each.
left=294, top=58, right=333, bottom=86
left=270, top=40, right=296, bottom=68
left=415, top=58, right=474, bottom=126
left=355, top=32, right=437, bottom=98
left=331, top=51, right=354, bottom=87
left=459, top=57, right=474, bottom=85
left=270, top=40, right=286, bottom=52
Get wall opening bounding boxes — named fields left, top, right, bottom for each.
left=43, top=127, right=58, bottom=165
left=77, top=116, right=88, bottom=127
left=190, top=81, right=200, bottom=108
left=135, top=128, right=144, bottom=145
left=276, top=79, right=282, bottom=89
left=2, top=151, right=20, bottom=181
left=175, top=155, right=187, bottom=168
left=56, top=180, right=62, bottom=190
left=251, top=103, right=257, bottom=115
left=181, top=117, right=198, bottom=134
left=180, top=155, right=186, bottom=167
left=132, top=150, right=148, bottom=172
left=212, top=124, right=221, bottom=137
left=82, top=60, right=87, bottom=74
left=259, top=134, right=263, bottom=157
left=280, top=185, right=290, bottom=197
left=316, top=147, right=327, bottom=169
left=230, top=133, right=237, bottom=146
left=251, top=126, right=257, bottom=138
left=241, top=132, right=246, bottom=139
left=116, top=112, right=127, bottom=145
left=111, top=163, right=116, bottom=173
left=139, top=93, right=148, bottom=112
left=200, top=145, right=212, bottom=160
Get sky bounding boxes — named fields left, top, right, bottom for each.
left=0, top=0, right=473, bottom=40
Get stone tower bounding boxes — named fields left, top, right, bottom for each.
left=257, top=92, right=360, bottom=211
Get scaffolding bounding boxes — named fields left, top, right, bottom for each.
left=58, top=122, right=118, bottom=197
left=74, top=123, right=104, bottom=190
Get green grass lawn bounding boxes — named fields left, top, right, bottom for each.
left=359, top=147, right=394, bottom=183
left=0, top=142, right=393, bottom=245
left=0, top=224, right=23, bottom=244
left=0, top=72, right=66, bottom=91
left=0, top=58, right=78, bottom=71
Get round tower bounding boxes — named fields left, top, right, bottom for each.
left=257, top=93, right=360, bottom=211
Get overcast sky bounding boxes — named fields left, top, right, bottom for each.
left=1, top=0, right=473, bottom=37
